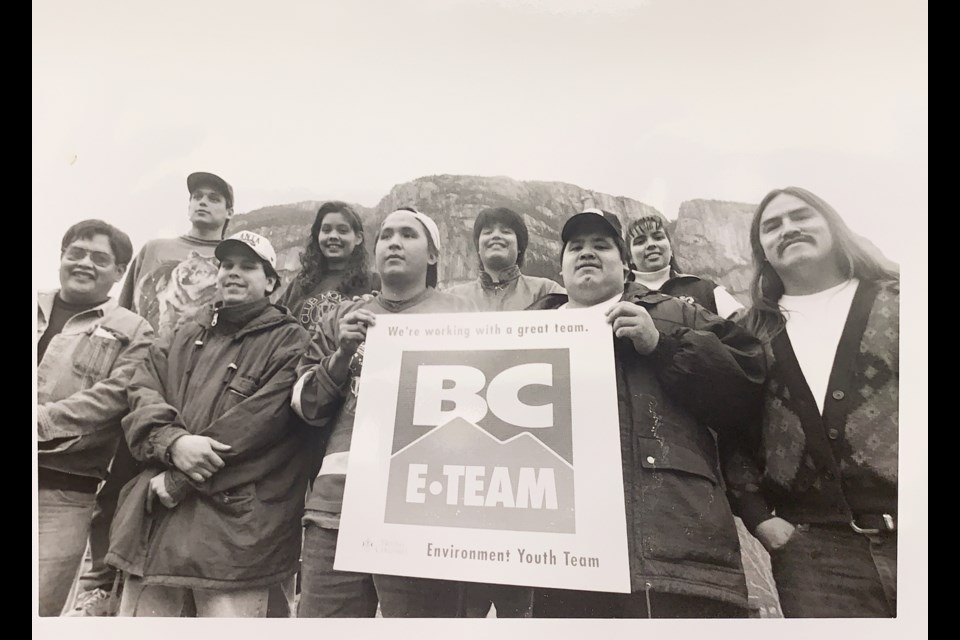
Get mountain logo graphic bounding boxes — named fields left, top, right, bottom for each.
left=385, top=349, right=574, bottom=532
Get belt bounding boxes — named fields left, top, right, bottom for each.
left=850, top=513, right=896, bottom=535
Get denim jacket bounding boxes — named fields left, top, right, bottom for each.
left=37, top=290, right=154, bottom=480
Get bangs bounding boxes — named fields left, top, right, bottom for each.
left=625, top=216, right=667, bottom=241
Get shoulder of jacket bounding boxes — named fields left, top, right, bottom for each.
left=668, top=272, right=709, bottom=284
left=623, top=282, right=676, bottom=305
left=101, top=307, right=154, bottom=339
left=526, top=293, right=568, bottom=310
left=445, top=280, right=477, bottom=293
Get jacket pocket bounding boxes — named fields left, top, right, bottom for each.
left=214, top=374, right=259, bottom=417
left=71, top=334, right=124, bottom=384
left=213, top=482, right=257, bottom=516
left=637, top=437, right=719, bottom=484
left=635, top=438, right=741, bottom=569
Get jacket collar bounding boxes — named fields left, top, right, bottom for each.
left=198, top=298, right=292, bottom=339
left=38, top=289, right=115, bottom=323
left=621, top=281, right=677, bottom=305
left=479, top=265, right=522, bottom=289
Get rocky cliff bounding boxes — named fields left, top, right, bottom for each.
left=231, top=174, right=687, bottom=298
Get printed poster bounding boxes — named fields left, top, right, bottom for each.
left=335, top=309, right=630, bottom=593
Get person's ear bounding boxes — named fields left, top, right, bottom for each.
left=226, top=207, right=235, bottom=219
left=427, top=251, right=439, bottom=266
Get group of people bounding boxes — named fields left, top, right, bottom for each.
left=37, top=170, right=899, bottom=619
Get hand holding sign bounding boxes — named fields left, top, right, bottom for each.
left=606, top=302, right=660, bottom=356
left=337, top=309, right=377, bottom=357
left=328, top=308, right=378, bottom=385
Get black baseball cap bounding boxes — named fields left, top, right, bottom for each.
left=561, top=208, right=624, bottom=244
left=187, top=172, right=234, bottom=209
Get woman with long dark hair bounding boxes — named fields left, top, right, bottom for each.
left=279, top=201, right=379, bottom=333
left=624, top=213, right=743, bottom=318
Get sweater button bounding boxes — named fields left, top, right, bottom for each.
left=828, top=428, right=840, bottom=440
left=646, top=456, right=656, bottom=465
left=832, top=390, right=845, bottom=400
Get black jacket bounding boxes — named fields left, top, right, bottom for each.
left=528, top=283, right=765, bottom=606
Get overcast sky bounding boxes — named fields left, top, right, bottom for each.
left=33, top=0, right=927, bottom=291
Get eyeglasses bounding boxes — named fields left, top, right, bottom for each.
left=63, top=246, right=115, bottom=268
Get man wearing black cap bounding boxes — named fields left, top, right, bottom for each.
left=447, top=207, right=563, bottom=312
left=67, top=172, right=235, bottom=617
left=526, top=209, right=766, bottom=618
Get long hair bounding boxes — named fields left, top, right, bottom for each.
left=741, top=186, right=899, bottom=341
left=623, top=214, right=681, bottom=273
left=295, top=201, right=372, bottom=294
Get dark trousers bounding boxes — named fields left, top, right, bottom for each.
left=78, top=439, right=140, bottom=593
left=770, top=523, right=897, bottom=617
left=462, top=582, right=534, bottom=618
left=373, top=574, right=465, bottom=618
left=533, top=588, right=748, bottom=618
left=297, top=524, right=378, bottom=618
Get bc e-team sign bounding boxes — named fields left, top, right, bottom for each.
left=335, top=309, right=630, bottom=593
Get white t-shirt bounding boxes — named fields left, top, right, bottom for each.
left=779, top=279, right=860, bottom=414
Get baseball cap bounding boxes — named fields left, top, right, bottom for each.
left=386, top=208, right=442, bottom=252
left=187, top=172, right=234, bottom=209
left=215, top=231, right=279, bottom=280
left=561, top=208, right=625, bottom=244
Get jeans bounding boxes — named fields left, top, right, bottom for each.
left=297, top=524, right=378, bottom=618
left=38, top=487, right=97, bottom=616
left=118, top=575, right=269, bottom=617
left=770, top=523, right=897, bottom=617
left=373, top=574, right=465, bottom=618
left=533, top=588, right=749, bottom=618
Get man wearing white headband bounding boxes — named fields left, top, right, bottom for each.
left=292, top=208, right=476, bottom=618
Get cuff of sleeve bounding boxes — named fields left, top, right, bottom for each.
left=735, top=493, right=776, bottom=535
left=151, top=426, right=191, bottom=466
left=321, top=354, right=353, bottom=395
left=163, top=470, right=192, bottom=503
left=649, top=331, right=681, bottom=367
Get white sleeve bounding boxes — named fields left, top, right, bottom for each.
left=713, top=285, right=745, bottom=319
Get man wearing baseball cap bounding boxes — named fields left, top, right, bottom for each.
left=292, top=207, right=477, bottom=618
left=526, top=209, right=765, bottom=618
left=67, top=171, right=237, bottom=617
left=107, top=231, right=313, bottom=617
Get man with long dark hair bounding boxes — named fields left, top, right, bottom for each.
left=725, top=186, right=900, bottom=617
